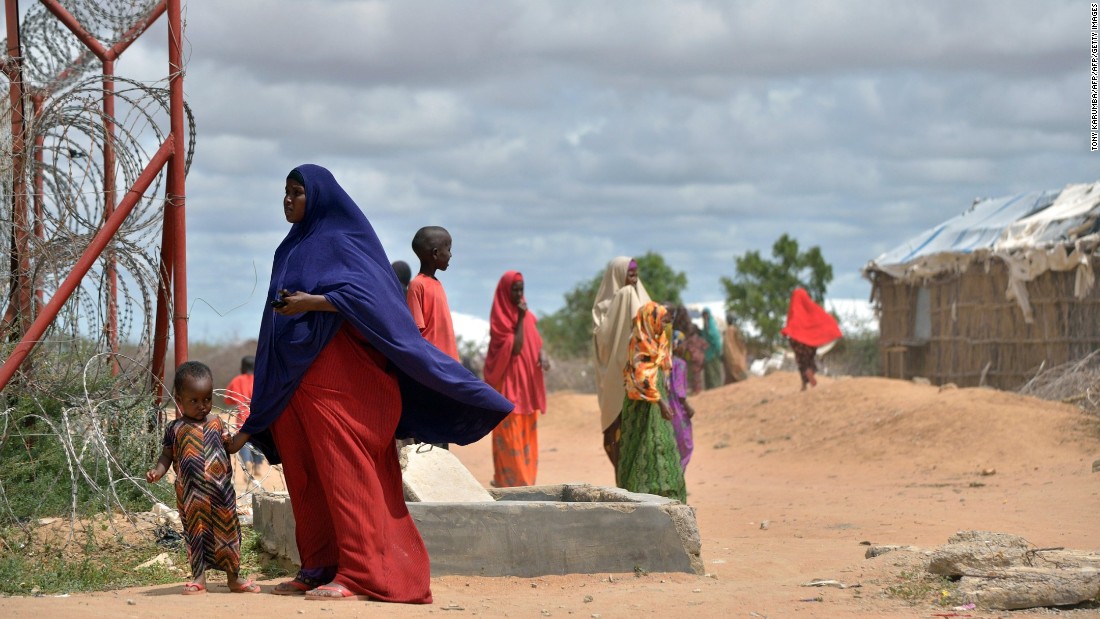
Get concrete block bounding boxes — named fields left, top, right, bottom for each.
left=252, top=492, right=300, bottom=565
left=254, top=483, right=703, bottom=577
left=401, top=444, right=494, bottom=503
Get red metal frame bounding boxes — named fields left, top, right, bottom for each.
left=0, top=0, right=186, bottom=395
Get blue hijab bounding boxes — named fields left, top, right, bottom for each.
left=241, top=164, right=512, bottom=463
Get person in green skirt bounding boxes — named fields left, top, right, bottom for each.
left=616, top=302, right=687, bottom=503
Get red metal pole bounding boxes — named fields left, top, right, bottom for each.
left=39, top=0, right=109, bottom=59
left=41, top=0, right=166, bottom=67
left=0, top=138, right=175, bottom=392
left=150, top=218, right=173, bottom=401
left=103, top=59, right=120, bottom=374
left=32, top=94, right=45, bottom=309
left=3, top=0, right=31, bottom=338
left=167, top=0, right=188, bottom=367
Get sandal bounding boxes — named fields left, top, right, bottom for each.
left=229, top=578, right=262, bottom=593
left=181, top=582, right=206, bottom=595
left=272, top=573, right=326, bottom=596
left=305, top=583, right=370, bottom=601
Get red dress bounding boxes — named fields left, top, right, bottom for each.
left=272, top=324, right=432, bottom=603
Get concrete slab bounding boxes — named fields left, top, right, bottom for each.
left=400, top=444, right=493, bottom=503
left=253, top=482, right=702, bottom=577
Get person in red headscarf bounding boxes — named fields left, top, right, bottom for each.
left=780, top=288, right=842, bottom=390
left=483, top=271, right=549, bottom=487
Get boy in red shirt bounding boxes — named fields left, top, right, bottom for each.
left=406, top=226, right=459, bottom=361
left=406, top=226, right=459, bottom=449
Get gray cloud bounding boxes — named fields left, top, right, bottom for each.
left=105, top=0, right=1099, bottom=339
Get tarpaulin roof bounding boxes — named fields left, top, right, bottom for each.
left=864, top=182, right=1100, bottom=322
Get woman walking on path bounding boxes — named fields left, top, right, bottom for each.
left=780, top=287, right=842, bottom=391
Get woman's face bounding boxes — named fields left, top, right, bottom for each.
left=510, top=280, right=524, bottom=306
left=284, top=178, right=307, bottom=223
left=624, top=265, right=638, bottom=287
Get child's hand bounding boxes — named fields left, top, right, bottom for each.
left=146, top=469, right=161, bottom=483
left=224, top=431, right=250, bottom=455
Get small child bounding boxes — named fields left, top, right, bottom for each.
left=668, top=330, right=695, bottom=471
left=147, top=361, right=260, bottom=595
left=406, top=225, right=460, bottom=361
left=224, top=355, right=266, bottom=488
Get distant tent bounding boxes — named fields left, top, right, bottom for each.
left=863, top=182, right=1100, bottom=389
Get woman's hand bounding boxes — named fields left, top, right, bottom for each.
left=685, top=401, right=696, bottom=419
left=539, top=350, right=552, bottom=371
left=275, top=290, right=337, bottom=315
left=658, top=400, right=673, bottom=421
left=223, top=431, right=251, bottom=455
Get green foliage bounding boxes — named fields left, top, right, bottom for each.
left=884, top=569, right=955, bottom=607
left=0, top=523, right=288, bottom=595
left=539, top=252, right=688, bottom=358
left=721, top=234, right=834, bottom=350
left=241, top=525, right=291, bottom=578
left=0, top=366, right=169, bottom=524
left=825, top=330, right=881, bottom=377
left=0, top=529, right=180, bottom=594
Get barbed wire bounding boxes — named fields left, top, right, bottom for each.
left=0, top=351, right=284, bottom=550
left=0, top=1, right=220, bottom=548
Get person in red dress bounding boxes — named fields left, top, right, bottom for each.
left=483, top=271, right=549, bottom=487
left=224, top=164, right=512, bottom=603
left=780, top=287, right=843, bottom=391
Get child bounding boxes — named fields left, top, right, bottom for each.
left=406, top=226, right=460, bottom=361
left=406, top=226, right=459, bottom=449
left=391, top=260, right=413, bottom=296
left=147, top=361, right=260, bottom=595
left=224, top=355, right=266, bottom=488
left=668, top=330, right=695, bottom=471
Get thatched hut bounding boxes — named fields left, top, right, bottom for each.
left=863, top=182, right=1100, bottom=389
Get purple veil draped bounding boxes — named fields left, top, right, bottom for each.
left=241, top=164, right=512, bottom=463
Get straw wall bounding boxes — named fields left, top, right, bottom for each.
left=871, top=257, right=1100, bottom=390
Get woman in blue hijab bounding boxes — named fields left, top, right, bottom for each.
left=225, top=164, right=512, bottom=603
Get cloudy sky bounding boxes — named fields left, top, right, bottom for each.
left=80, top=0, right=1098, bottom=341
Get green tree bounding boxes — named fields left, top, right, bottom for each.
left=539, top=252, right=688, bottom=358
left=721, top=234, right=833, bottom=349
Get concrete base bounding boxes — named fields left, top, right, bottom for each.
left=253, top=483, right=702, bottom=577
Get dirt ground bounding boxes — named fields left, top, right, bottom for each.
left=5, top=371, right=1100, bottom=618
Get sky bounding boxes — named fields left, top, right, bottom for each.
left=15, top=1, right=1099, bottom=343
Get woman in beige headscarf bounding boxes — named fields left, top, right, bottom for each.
left=592, top=256, right=651, bottom=471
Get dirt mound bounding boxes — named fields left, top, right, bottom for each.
left=690, top=373, right=1100, bottom=474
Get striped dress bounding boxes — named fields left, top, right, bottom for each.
left=163, top=415, right=240, bottom=577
